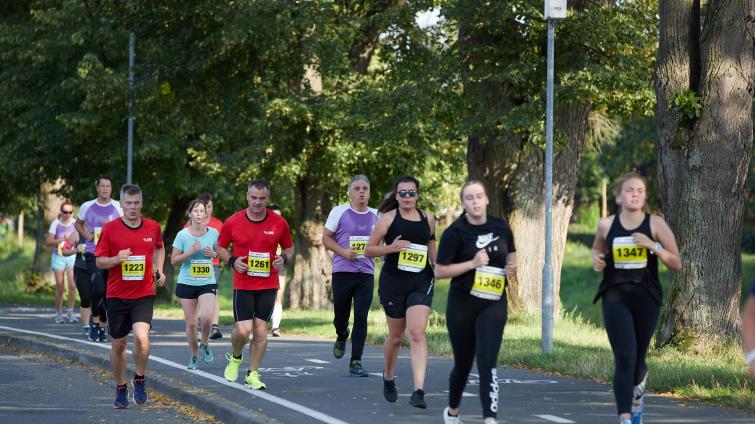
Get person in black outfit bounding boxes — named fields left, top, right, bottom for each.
left=365, top=175, right=436, bottom=409
left=592, top=172, right=681, bottom=424
left=435, top=181, right=517, bottom=424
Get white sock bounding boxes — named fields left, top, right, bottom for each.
left=271, top=303, right=282, bottom=328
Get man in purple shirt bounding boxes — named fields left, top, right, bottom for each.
left=322, top=174, right=379, bottom=377
left=75, top=176, right=123, bottom=342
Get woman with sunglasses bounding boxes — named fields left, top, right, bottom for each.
left=46, top=201, right=80, bottom=324
left=435, top=181, right=517, bottom=424
left=365, top=175, right=436, bottom=409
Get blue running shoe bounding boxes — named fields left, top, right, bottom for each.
left=83, top=325, right=90, bottom=337
left=114, top=386, right=128, bottom=409
left=98, top=326, right=108, bottom=342
left=188, top=356, right=198, bottom=370
left=132, top=378, right=148, bottom=405
left=200, top=343, right=214, bottom=364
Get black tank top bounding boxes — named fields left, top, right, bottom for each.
left=382, top=209, right=432, bottom=275
left=593, top=213, right=661, bottom=304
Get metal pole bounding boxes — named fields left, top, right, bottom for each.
left=542, top=19, right=555, bottom=354
left=127, top=31, right=135, bottom=185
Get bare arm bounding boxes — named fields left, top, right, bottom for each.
left=365, top=212, right=409, bottom=257
left=75, top=218, right=93, bottom=242
left=322, top=228, right=355, bottom=260
left=96, top=248, right=131, bottom=270
left=591, top=217, right=612, bottom=272
left=427, top=214, right=437, bottom=263
left=651, top=216, right=682, bottom=272
left=742, top=296, right=755, bottom=379
left=46, top=232, right=60, bottom=247
left=154, top=246, right=166, bottom=286
left=170, top=241, right=201, bottom=267
left=273, top=246, right=294, bottom=270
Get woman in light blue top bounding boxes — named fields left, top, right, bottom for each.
left=171, top=199, right=220, bottom=369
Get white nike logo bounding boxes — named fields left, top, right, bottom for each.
left=476, top=233, right=500, bottom=249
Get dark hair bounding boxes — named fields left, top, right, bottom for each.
left=120, top=184, right=142, bottom=199
left=185, top=199, right=208, bottom=219
left=96, top=176, right=113, bottom=186
left=248, top=179, right=270, bottom=193
left=378, top=175, right=420, bottom=214
left=460, top=180, right=486, bottom=200
left=268, top=204, right=281, bottom=211
left=59, top=200, right=74, bottom=212
left=197, top=193, right=213, bottom=203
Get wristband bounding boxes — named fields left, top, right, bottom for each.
left=229, top=256, right=237, bottom=268
left=280, top=253, right=288, bottom=264
left=747, top=349, right=755, bottom=365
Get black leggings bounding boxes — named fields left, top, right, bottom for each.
left=447, top=291, right=507, bottom=418
left=332, top=272, right=374, bottom=360
left=85, top=254, right=108, bottom=322
left=74, top=266, right=92, bottom=308
left=602, top=284, right=660, bottom=415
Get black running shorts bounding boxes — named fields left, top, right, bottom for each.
left=106, top=296, right=155, bottom=339
left=232, top=289, right=277, bottom=322
left=175, top=283, right=217, bottom=299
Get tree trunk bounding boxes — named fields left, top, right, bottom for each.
left=30, top=188, right=47, bottom=275
left=655, top=0, right=754, bottom=345
left=159, top=196, right=191, bottom=301
left=468, top=103, right=590, bottom=313
left=286, top=177, right=332, bottom=309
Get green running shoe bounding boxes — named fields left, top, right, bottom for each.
left=244, top=370, right=267, bottom=390
left=224, top=353, right=242, bottom=382
left=187, top=356, right=198, bottom=370
left=333, top=339, right=346, bottom=359
left=349, top=359, right=368, bottom=377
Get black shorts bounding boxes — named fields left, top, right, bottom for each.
left=106, top=296, right=155, bottom=339
left=378, top=269, right=434, bottom=319
left=233, top=289, right=277, bottom=322
left=175, top=283, right=217, bottom=299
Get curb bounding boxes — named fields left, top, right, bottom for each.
left=0, top=331, right=277, bottom=424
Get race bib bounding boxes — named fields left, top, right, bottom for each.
left=247, top=251, right=270, bottom=277
left=349, top=236, right=369, bottom=259
left=94, top=227, right=102, bottom=245
left=471, top=266, right=506, bottom=300
left=397, top=243, right=428, bottom=273
left=189, top=258, right=213, bottom=282
left=122, top=255, right=146, bottom=281
left=612, top=236, right=647, bottom=269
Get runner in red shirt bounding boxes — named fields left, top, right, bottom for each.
left=217, top=180, right=294, bottom=390
left=95, top=184, right=166, bottom=409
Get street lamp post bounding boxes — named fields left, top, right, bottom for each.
left=542, top=0, right=567, bottom=354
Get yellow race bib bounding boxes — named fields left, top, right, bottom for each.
left=397, top=243, right=428, bottom=273
left=122, top=255, right=146, bottom=281
left=189, top=258, right=213, bottom=281
left=94, top=227, right=102, bottom=245
left=612, top=236, right=647, bottom=269
left=471, top=266, right=506, bottom=300
left=247, top=251, right=271, bottom=277
left=349, top=236, right=369, bottom=259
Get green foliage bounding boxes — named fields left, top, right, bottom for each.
left=670, top=88, right=703, bottom=121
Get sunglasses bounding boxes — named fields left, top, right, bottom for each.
left=61, top=210, right=74, bottom=214
left=397, top=190, right=417, bottom=198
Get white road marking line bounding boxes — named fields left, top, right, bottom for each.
left=369, top=372, right=383, bottom=378
left=0, top=325, right=349, bottom=424
left=534, top=415, right=576, bottom=423
left=305, top=358, right=330, bottom=364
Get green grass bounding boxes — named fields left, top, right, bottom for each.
left=3, top=231, right=755, bottom=412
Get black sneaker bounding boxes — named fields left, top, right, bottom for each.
left=98, top=325, right=108, bottom=342
left=333, top=339, right=346, bottom=359
left=409, top=389, right=426, bottom=409
left=383, top=377, right=398, bottom=403
left=209, top=325, right=223, bottom=340
left=89, top=325, right=100, bottom=342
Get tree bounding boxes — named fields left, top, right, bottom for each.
left=654, top=1, right=755, bottom=345
left=445, top=0, right=657, bottom=312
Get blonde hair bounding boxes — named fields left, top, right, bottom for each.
left=614, top=172, right=649, bottom=212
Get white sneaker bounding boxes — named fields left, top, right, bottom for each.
left=67, top=310, right=78, bottom=323
left=55, top=313, right=64, bottom=324
left=443, top=407, right=463, bottom=424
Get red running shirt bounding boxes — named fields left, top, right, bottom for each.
left=218, top=209, right=293, bottom=291
left=96, top=218, right=164, bottom=299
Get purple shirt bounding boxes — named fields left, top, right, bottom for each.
left=48, top=218, right=76, bottom=257
left=77, top=199, right=123, bottom=254
left=324, top=204, right=378, bottom=274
